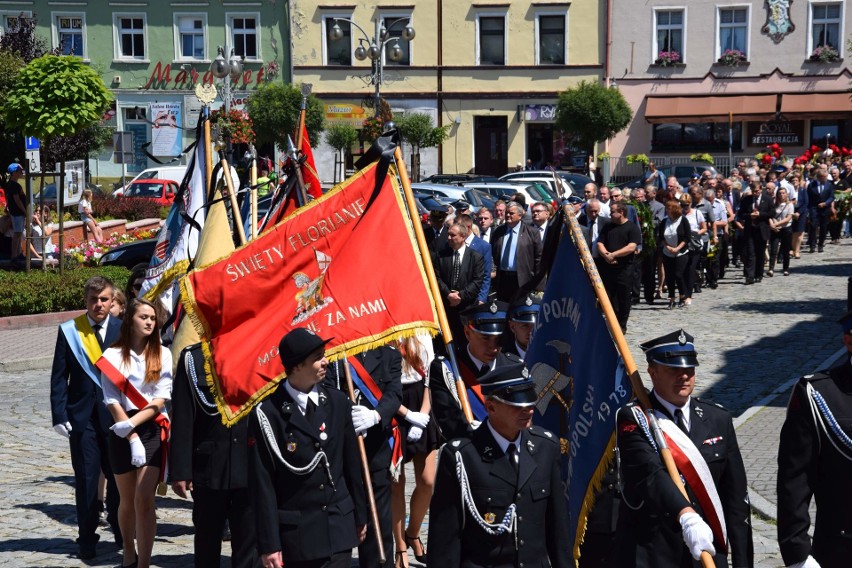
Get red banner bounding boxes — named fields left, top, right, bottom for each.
left=180, top=161, right=439, bottom=424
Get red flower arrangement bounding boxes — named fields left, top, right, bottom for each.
left=792, top=143, right=852, bottom=166
left=210, top=108, right=256, bottom=145
left=754, top=143, right=785, bottom=166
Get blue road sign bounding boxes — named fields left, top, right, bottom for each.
left=25, top=136, right=40, bottom=151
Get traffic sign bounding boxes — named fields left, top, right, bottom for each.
left=113, top=131, right=135, bottom=164
left=25, top=150, right=40, bottom=172
left=24, top=136, right=40, bottom=151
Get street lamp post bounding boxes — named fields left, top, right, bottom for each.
left=210, top=45, right=244, bottom=162
left=329, top=17, right=415, bottom=117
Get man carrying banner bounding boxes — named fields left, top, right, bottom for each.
left=430, top=301, right=522, bottom=440
left=49, top=276, right=123, bottom=559
left=325, top=346, right=403, bottom=568
left=615, top=329, right=753, bottom=568
left=427, top=363, right=570, bottom=568
left=777, top=311, right=852, bottom=568
left=249, top=328, right=368, bottom=568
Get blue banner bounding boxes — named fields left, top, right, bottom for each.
left=525, top=222, right=633, bottom=565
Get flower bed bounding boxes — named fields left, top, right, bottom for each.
left=66, top=229, right=158, bottom=267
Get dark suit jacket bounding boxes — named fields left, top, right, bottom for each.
left=806, top=179, right=836, bottom=212
left=249, top=383, right=368, bottom=560
left=170, top=344, right=249, bottom=490
left=737, top=193, right=774, bottom=240
left=50, top=315, right=121, bottom=432
left=425, top=223, right=448, bottom=252
left=778, top=359, right=852, bottom=568
left=579, top=216, right=611, bottom=254
left=433, top=245, right=486, bottom=310
left=427, top=423, right=570, bottom=568
left=324, top=347, right=402, bottom=472
left=491, top=222, right=542, bottom=290
left=467, top=236, right=493, bottom=303
left=616, top=393, right=752, bottom=568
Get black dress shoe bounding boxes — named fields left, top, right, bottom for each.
left=755, top=277, right=763, bottom=283
left=818, top=247, right=824, bottom=253
left=809, top=248, right=816, bottom=253
left=78, top=544, right=97, bottom=560
left=745, top=278, right=755, bottom=285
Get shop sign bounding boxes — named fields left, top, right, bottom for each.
left=325, top=103, right=368, bottom=127
left=524, top=104, right=557, bottom=122
left=747, top=120, right=804, bottom=146
left=142, top=61, right=266, bottom=90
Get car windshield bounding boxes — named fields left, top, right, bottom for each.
left=127, top=182, right=163, bottom=197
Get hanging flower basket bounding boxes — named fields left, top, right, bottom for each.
left=210, top=108, right=256, bottom=145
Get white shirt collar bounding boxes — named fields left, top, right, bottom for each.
left=514, top=341, right=527, bottom=360
left=283, top=381, right=320, bottom=415
left=87, top=314, right=109, bottom=339
left=467, top=346, right=494, bottom=374
left=464, top=234, right=474, bottom=246
left=486, top=420, right=521, bottom=454
left=653, top=391, right=691, bottom=430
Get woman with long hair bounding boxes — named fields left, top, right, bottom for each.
left=769, top=187, right=794, bottom=276
left=391, top=334, right=437, bottom=568
left=658, top=200, right=691, bottom=309
left=79, top=188, right=104, bottom=243
left=100, top=298, right=172, bottom=568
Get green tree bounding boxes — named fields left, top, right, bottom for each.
left=555, top=81, right=632, bottom=155
left=394, top=112, right=450, bottom=181
left=325, top=123, right=358, bottom=183
left=245, top=83, right=325, bottom=150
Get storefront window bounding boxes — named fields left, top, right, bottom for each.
left=652, top=122, right=742, bottom=152
left=810, top=119, right=852, bottom=147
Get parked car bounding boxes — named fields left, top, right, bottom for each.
left=34, top=181, right=105, bottom=208
left=113, top=165, right=188, bottom=196
left=410, top=183, right=470, bottom=201
left=119, top=179, right=179, bottom=206
left=461, top=182, right=553, bottom=208
left=99, top=238, right=157, bottom=268
left=496, top=172, right=573, bottom=198
left=622, top=164, right=718, bottom=189
left=420, top=173, right=499, bottom=185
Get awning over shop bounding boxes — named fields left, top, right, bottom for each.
left=645, top=94, right=777, bottom=124
left=780, top=92, right=852, bottom=118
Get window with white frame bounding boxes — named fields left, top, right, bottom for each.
left=175, top=14, right=206, bottom=61
left=655, top=9, right=684, bottom=58
left=1, top=12, right=32, bottom=35
left=478, top=15, right=506, bottom=65
left=228, top=14, right=259, bottom=60
left=718, top=7, right=748, bottom=57
left=537, top=13, right=566, bottom=64
left=811, top=2, right=842, bottom=50
left=115, top=14, right=146, bottom=60
left=324, top=15, right=351, bottom=66
left=380, top=15, right=412, bottom=65
left=56, top=14, right=84, bottom=57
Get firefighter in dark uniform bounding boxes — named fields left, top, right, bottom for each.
left=169, top=343, right=257, bottom=567
left=249, top=328, right=368, bottom=568
left=427, top=363, right=570, bottom=568
left=503, top=294, right=540, bottom=360
left=430, top=301, right=522, bottom=440
left=325, top=346, right=402, bottom=568
left=777, top=311, right=852, bottom=568
left=615, top=329, right=753, bottom=568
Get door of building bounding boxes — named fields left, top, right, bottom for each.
left=474, top=116, right=508, bottom=176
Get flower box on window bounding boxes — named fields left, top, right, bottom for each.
left=654, top=50, right=681, bottom=67
left=809, top=45, right=841, bottom=63
left=716, top=49, right=747, bottom=67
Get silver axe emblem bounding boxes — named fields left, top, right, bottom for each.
left=530, top=340, right=573, bottom=414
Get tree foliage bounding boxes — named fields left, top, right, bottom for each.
left=3, top=55, right=113, bottom=140
left=325, top=123, right=358, bottom=153
left=555, top=81, right=632, bottom=153
left=42, top=123, right=114, bottom=165
left=245, top=83, right=325, bottom=150
left=394, top=112, right=450, bottom=151
left=0, top=14, right=53, bottom=63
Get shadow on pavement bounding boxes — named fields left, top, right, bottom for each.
left=0, top=536, right=75, bottom=554
left=45, top=474, right=75, bottom=486
left=15, top=502, right=76, bottom=525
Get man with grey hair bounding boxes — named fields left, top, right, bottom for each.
left=492, top=201, right=542, bottom=302
left=705, top=189, right=727, bottom=289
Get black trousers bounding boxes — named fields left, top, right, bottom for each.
left=662, top=253, right=688, bottom=300
left=601, top=262, right=634, bottom=330
left=640, top=249, right=659, bottom=303
left=808, top=208, right=829, bottom=249
left=191, top=486, right=257, bottom=568
left=769, top=227, right=792, bottom=273
left=495, top=269, right=520, bottom=303
left=287, top=551, right=352, bottom=568
left=69, top=419, right=120, bottom=548
left=358, top=468, right=393, bottom=568
left=743, top=232, right=768, bottom=279
left=716, top=232, right=729, bottom=279
left=684, top=250, right=700, bottom=296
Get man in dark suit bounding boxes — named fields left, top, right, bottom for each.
left=777, top=311, right=852, bottom=568
left=736, top=180, right=774, bottom=284
left=427, top=363, right=570, bottom=568
left=430, top=302, right=522, bottom=441
left=457, top=213, right=493, bottom=303
left=423, top=207, right=449, bottom=252
left=170, top=343, right=257, bottom=568
left=492, top=201, right=542, bottom=303
left=50, top=276, right=122, bottom=559
left=433, top=222, right=486, bottom=343
left=476, top=207, right=495, bottom=243
left=325, top=347, right=402, bottom=568
left=578, top=199, right=611, bottom=265
left=615, top=329, right=753, bottom=568
left=249, top=328, right=368, bottom=568
left=806, top=168, right=835, bottom=253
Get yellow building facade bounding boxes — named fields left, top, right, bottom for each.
left=291, top=0, right=604, bottom=180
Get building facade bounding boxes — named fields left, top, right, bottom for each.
left=292, top=0, right=605, bottom=181
left=0, top=1, right=289, bottom=179
left=608, top=0, right=851, bottom=176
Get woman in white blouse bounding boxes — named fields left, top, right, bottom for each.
left=102, top=298, right=172, bottom=568
left=768, top=187, right=794, bottom=277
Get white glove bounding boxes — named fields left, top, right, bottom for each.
left=470, top=420, right=482, bottom=430
left=788, top=556, right=821, bottom=568
left=110, top=419, right=135, bottom=438
left=405, top=411, right=430, bottom=429
left=352, top=406, right=381, bottom=434
left=679, top=511, right=716, bottom=560
left=53, top=422, right=72, bottom=439
left=407, top=425, right=423, bottom=442
left=129, top=437, right=147, bottom=467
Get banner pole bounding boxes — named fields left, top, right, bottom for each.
left=343, top=361, right=387, bottom=565
left=220, top=156, right=247, bottom=245
left=250, top=145, right=258, bottom=240
left=562, top=205, right=715, bottom=568
left=393, top=147, right=474, bottom=424
left=204, top=107, right=213, bottom=196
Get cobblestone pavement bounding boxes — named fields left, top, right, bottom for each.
left=0, top=240, right=848, bottom=567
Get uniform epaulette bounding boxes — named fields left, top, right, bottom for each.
left=528, top=425, right=558, bottom=443
left=694, top=397, right=726, bottom=410
left=504, top=352, right=523, bottom=364
left=802, top=371, right=831, bottom=382
left=443, top=437, right=472, bottom=451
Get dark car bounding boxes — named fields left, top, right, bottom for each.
left=99, top=238, right=157, bottom=268
left=34, top=181, right=106, bottom=208
left=420, top=173, right=499, bottom=185
left=623, top=164, right=718, bottom=189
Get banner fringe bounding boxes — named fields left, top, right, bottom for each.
left=572, top=433, right=617, bottom=566
left=144, top=259, right=190, bottom=304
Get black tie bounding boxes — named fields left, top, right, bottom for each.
left=451, top=250, right=461, bottom=288
left=507, top=444, right=519, bottom=476
left=305, top=398, right=317, bottom=425
left=674, top=409, right=688, bottom=434
left=92, top=323, right=105, bottom=349
left=479, top=364, right=490, bottom=377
